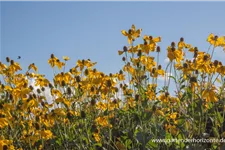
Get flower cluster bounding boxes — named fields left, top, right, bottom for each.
left=0, top=25, right=225, bottom=149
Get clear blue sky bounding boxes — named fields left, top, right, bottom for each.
left=1, top=2, right=225, bottom=80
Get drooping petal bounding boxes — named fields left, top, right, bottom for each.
left=121, top=30, right=128, bottom=36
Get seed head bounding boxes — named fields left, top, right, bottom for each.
left=61, top=80, right=66, bottom=87
left=76, top=76, right=81, bottom=82
left=41, top=87, right=45, bottom=92
left=171, top=42, right=176, bottom=48
left=67, top=87, right=72, bottom=95
left=203, top=55, right=209, bottom=61
left=128, top=29, right=132, bottom=34
left=123, top=46, right=128, bottom=52
left=158, top=65, right=162, bottom=70
left=214, top=35, right=218, bottom=40
left=156, top=46, right=161, bottom=52
left=10, top=60, right=14, bottom=65
left=6, top=57, right=10, bottom=62
left=180, top=37, right=184, bottom=42
left=106, top=80, right=112, bottom=87
left=84, top=69, right=89, bottom=76
left=214, top=60, right=219, bottom=67
left=183, top=63, right=188, bottom=68
left=137, top=50, right=142, bottom=57
left=149, top=36, right=153, bottom=40
left=51, top=54, right=55, bottom=59
left=190, top=76, right=197, bottom=83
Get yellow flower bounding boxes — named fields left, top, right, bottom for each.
left=121, top=24, right=142, bottom=44
left=48, top=54, right=58, bottom=68
left=0, top=118, right=8, bottom=129
left=175, top=61, right=193, bottom=79
left=0, top=62, right=7, bottom=70
left=28, top=63, right=38, bottom=72
left=77, top=59, right=97, bottom=71
left=142, top=35, right=161, bottom=52
left=126, top=97, right=136, bottom=108
left=165, top=124, right=178, bottom=135
left=207, top=33, right=225, bottom=47
left=95, top=116, right=109, bottom=127
left=63, top=56, right=70, bottom=61
left=35, top=76, right=50, bottom=87
left=202, top=88, right=218, bottom=102
left=51, top=89, right=63, bottom=97
left=8, top=61, right=22, bottom=74
left=93, top=132, right=101, bottom=142
left=145, top=84, right=156, bottom=100
left=158, top=92, right=170, bottom=103
left=96, top=102, right=107, bottom=111
left=0, top=139, right=14, bottom=150
left=178, top=37, right=191, bottom=50
left=167, top=46, right=183, bottom=63
left=155, top=110, right=165, bottom=116
left=169, top=112, right=178, bottom=120
left=53, top=108, right=66, bottom=117
left=40, top=130, right=53, bottom=140
left=55, top=59, right=65, bottom=70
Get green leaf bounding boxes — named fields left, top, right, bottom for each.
left=56, top=139, right=62, bottom=146
left=169, top=75, right=177, bottom=83
left=217, top=112, right=224, bottom=124
left=180, top=85, right=185, bottom=90
left=213, top=127, right=219, bottom=138
left=165, top=132, right=172, bottom=140
left=125, top=139, right=132, bottom=149
left=146, top=139, right=158, bottom=148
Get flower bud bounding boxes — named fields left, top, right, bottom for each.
left=190, top=76, right=197, bottom=83
left=61, top=80, right=66, bottom=87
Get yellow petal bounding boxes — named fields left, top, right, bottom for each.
left=131, top=24, right=136, bottom=31
left=153, top=37, right=161, bottom=42
left=121, top=30, right=128, bottom=36
left=207, top=33, right=214, bottom=42
left=118, top=50, right=124, bottom=55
